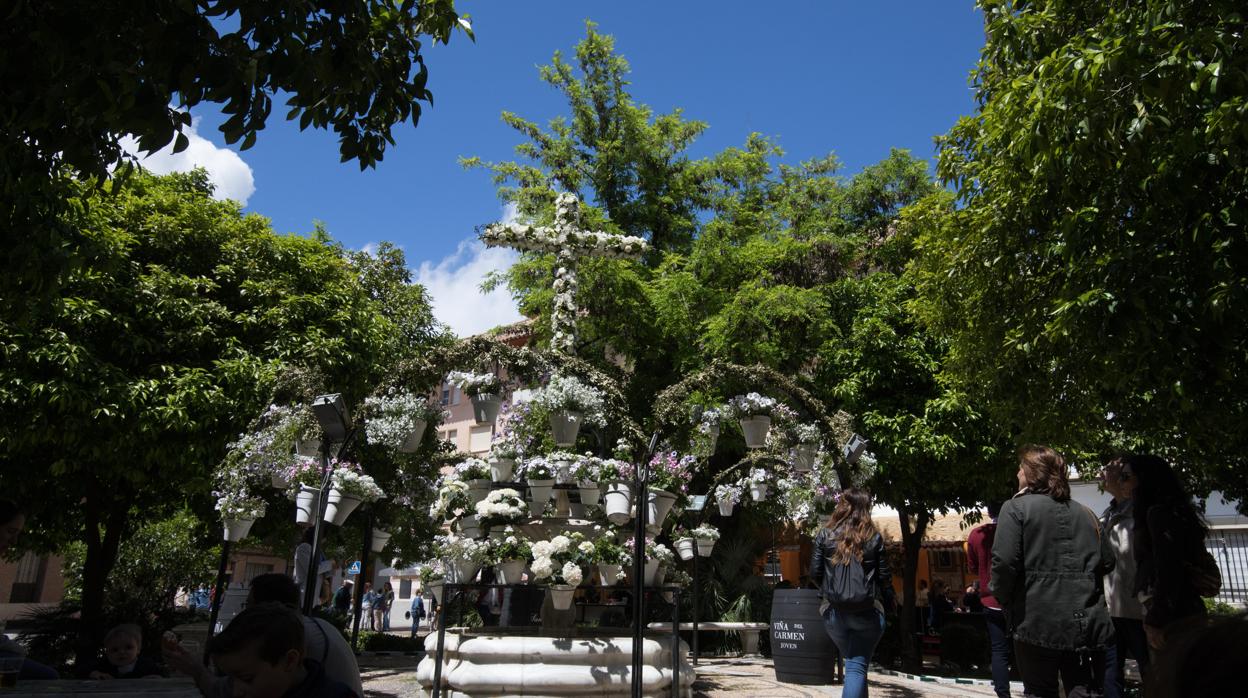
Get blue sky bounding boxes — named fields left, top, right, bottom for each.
left=139, top=1, right=986, bottom=335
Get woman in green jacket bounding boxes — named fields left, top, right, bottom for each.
left=990, top=445, right=1115, bottom=698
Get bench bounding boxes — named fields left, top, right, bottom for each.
left=647, top=621, right=770, bottom=655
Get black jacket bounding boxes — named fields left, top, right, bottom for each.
left=809, top=527, right=894, bottom=611
left=1134, top=500, right=1208, bottom=628
left=990, top=491, right=1115, bottom=651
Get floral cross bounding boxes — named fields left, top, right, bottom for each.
left=481, top=193, right=648, bottom=353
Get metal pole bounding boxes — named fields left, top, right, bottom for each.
left=692, top=551, right=699, bottom=666
left=351, top=509, right=373, bottom=651
left=301, top=445, right=333, bottom=615
left=671, top=588, right=681, bottom=698
left=631, top=433, right=658, bottom=698
left=431, top=585, right=453, bottom=698
left=203, top=538, right=232, bottom=665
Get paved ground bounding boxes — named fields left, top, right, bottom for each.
left=357, top=656, right=1009, bottom=697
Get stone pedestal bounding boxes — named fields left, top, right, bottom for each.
left=416, top=630, right=694, bottom=697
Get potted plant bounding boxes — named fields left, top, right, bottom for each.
left=448, top=370, right=503, bottom=424
left=573, top=455, right=602, bottom=506
left=216, top=490, right=266, bottom=542
left=588, top=534, right=631, bottom=585
left=530, top=533, right=589, bottom=610
left=790, top=423, right=822, bottom=472
left=419, top=561, right=446, bottom=605
left=224, top=403, right=317, bottom=488
left=285, top=457, right=326, bottom=525
left=488, top=443, right=520, bottom=482
left=547, top=450, right=579, bottom=485
left=455, top=458, right=494, bottom=506
left=600, top=458, right=635, bottom=526
left=643, top=539, right=674, bottom=586
left=371, top=528, right=392, bottom=554
left=363, top=390, right=441, bottom=453
left=533, top=374, right=606, bottom=447
left=714, top=482, right=743, bottom=517
left=646, top=451, right=695, bottom=529
left=661, top=568, right=692, bottom=604
left=743, top=468, right=771, bottom=502
left=438, top=534, right=490, bottom=584
left=697, top=405, right=726, bottom=454
left=489, top=530, right=533, bottom=585
left=729, top=393, right=778, bottom=449
left=429, top=476, right=471, bottom=522
left=692, top=523, right=720, bottom=556
left=324, top=463, right=385, bottom=526
left=519, top=457, right=556, bottom=508
left=474, top=488, right=528, bottom=532
left=672, top=527, right=696, bottom=561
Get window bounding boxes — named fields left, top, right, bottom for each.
left=440, top=382, right=451, bottom=406
left=243, top=562, right=275, bottom=586
left=443, top=429, right=458, bottom=444
left=399, top=579, right=413, bottom=599
left=469, top=425, right=493, bottom=453
left=8, top=552, right=45, bottom=603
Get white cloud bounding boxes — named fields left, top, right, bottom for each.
left=120, top=117, right=255, bottom=204
left=415, top=207, right=524, bottom=337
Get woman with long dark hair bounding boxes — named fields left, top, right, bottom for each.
left=1124, top=454, right=1208, bottom=650
left=809, top=487, right=894, bottom=698
left=991, top=445, right=1114, bottom=698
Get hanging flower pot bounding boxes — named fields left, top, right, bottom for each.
left=697, top=539, right=716, bottom=557
left=748, top=481, right=769, bottom=502
left=295, top=485, right=321, bottom=525
left=646, top=490, right=678, bottom=530
left=323, top=488, right=363, bottom=526
left=548, top=584, right=576, bottom=611
left=371, top=529, right=392, bottom=554
left=491, top=458, right=516, bottom=483
left=448, top=559, right=481, bottom=584
left=552, top=458, right=574, bottom=485
left=718, top=500, right=735, bottom=517
left=577, top=481, right=601, bottom=506
left=223, top=518, right=255, bottom=542
left=674, top=538, right=696, bottom=561
left=471, top=393, right=503, bottom=424
left=792, top=443, right=818, bottom=472
left=603, top=481, right=634, bottom=526
left=597, top=563, right=622, bottom=586
left=271, top=470, right=291, bottom=489
left=496, top=560, right=526, bottom=585
left=427, top=579, right=444, bottom=606
left=399, top=419, right=428, bottom=453
left=467, top=479, right=493, bottom=507
left=739, top=416, right=771, bottom=449
left=644, top=559, right=663, bottom=586
left=549, top=411, right=583, bottom=448
left=295, top=440, right=321, bottom=458
left=457, top=515, right=483, bottom=540
left=527, top=479, right=556, bottom=509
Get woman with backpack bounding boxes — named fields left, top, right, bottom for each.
left=809, top=487, right=895, bottom=698
left=991, top=445, right=1115, bottom=698
left=1125, top=454, right=1214, bottom=651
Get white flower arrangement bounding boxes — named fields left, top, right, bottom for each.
left=225, top=403, right=316, bottom=483
left=446, top=370, right=499, bottom=397
left=363, top=390, right=439, bottom=449
left=729, top=392, right=778, bottom=417
left=215, top=489, right=266, bottom=520
left=331, top=468, right=385, bottom=502
left=699, top=406, right=726, bottom=429
left=454, top=457, right=491, bottom=481
left=572, top=454, right=602, bottom=482
left=792, top=423, right=822, bottom=444
left=529, top=530, right=589, bottom=585
left=518, top=456, right=554, bottom=481
left=429, top=477, right=470, bottom=520
left=436, top=534, right=491, bottom=564
left=418, top=559, right=446, bottom=583
left=744, top=468, right=771, bottom=485
left=714, top=482, right=743, bottom=505
left=488, top=529, right=533, bottom=563
left=533, top=374, right=606, bottom=426
left=691, top=524, right=721, bottom=541
left=474, top=488, right=528, bottom=521
left=648, top=541, right=675, bottom=565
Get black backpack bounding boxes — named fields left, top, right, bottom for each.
left=822, top=532, right=882, bottom=610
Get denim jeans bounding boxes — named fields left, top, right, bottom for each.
left=823, top=607, right=885, bottom=698
left=984, top=608, right=1012, bottom=698
left=1104, top=617, right=1149, bottom=698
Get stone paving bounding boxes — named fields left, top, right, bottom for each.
left=357, top=655, right=1009, bottom=697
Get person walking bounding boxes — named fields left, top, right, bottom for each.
left=809, top=487, right=895, bottom=698
left=991, top=445, right=1114, bottom=698
left=360, top=583, right=376, bottom=631
left=1098, top=457, right=1150, bottom=697
left=967, top=499, right=1010, bottom=698
left=375, top=582, right=393, bottom=632
left=409, top=594, right=425, bottom=637
left=1126, top=454, right=1212, bottom=652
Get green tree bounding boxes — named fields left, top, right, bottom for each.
left=915, top=1, right=1248, bottom=500
left=0, top=170, right=441, bottom=664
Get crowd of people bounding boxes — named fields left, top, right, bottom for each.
left=810, top=446, right=1244, bottom=698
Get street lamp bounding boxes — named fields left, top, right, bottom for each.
left=302, top=393, right=355, bottom=615
left=842, top=434, right=868, bottom=465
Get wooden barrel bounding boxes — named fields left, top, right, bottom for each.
left=770, top=588, right=840, bottom=684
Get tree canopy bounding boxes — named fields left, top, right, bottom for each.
left=914, top=0, right=1248, bottom=501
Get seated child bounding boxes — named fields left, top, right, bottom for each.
left=200, top=603, right=355, bottom=698
left=88, top=623, right=163, bottom=679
